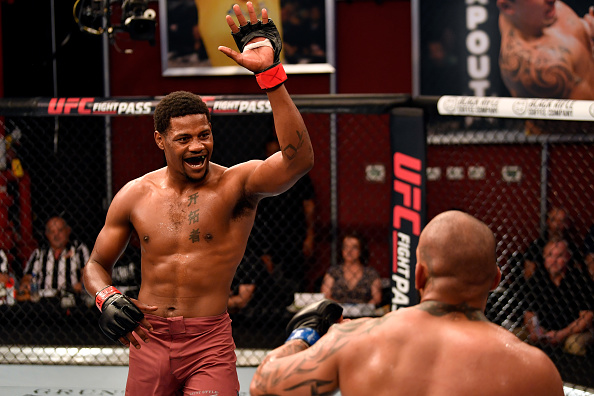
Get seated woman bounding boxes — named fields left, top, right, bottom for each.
left=321, top=232, right=382, bottom=306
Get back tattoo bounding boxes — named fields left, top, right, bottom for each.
left=417, top=301, right=488, bottom=322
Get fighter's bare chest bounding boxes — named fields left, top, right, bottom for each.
left=132, top=190, right=227, bottom=244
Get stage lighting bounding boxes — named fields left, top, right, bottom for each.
left=74, top=0, right=157, bottom=47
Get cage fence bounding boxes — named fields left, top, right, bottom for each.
left=0, top=94, right=592, bottom=393
left=422, top=98, right=594, bottom=390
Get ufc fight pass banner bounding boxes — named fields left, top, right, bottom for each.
left=390, top=108, right=426, bottom=311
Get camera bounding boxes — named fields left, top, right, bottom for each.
left=121, top=0, right=157, bottom=43
left=75, top=0, right=157, bottom=45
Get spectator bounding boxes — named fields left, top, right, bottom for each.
left=321, top=232, right=382, bottom=306
left=524, top=239, right=594, bottom=356
left=20, top=217, right=89, bottom=302
left=0, top=249, right=8, bottom=277
left=502, top=207, right=577, bottom=323
left=228, top=246, right=293, bottom=348
left=0, top=249, right=17, bottom=305
left=248, top=134, right=315, bottom=293
left=523, top=207, right=581, bottom=274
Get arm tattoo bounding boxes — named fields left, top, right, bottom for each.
left=281, top=129, right=305, bottom=160
left=417, top=301, right=488, bottom=321
left=499, top=30, right=577, bottom=98
left=253, top=318, right=387, bottom=395
left=285, top=379, right=337, bottom=396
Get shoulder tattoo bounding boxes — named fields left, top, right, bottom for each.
left=500, top=30, right=578, bottom=98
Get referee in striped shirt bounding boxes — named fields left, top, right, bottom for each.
left=21, top=217, right=89, bottom=299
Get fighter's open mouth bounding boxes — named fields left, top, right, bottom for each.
left=185, top=155, right=206, bottom=166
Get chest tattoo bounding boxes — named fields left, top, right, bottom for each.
left=187, top=192, right=200, bottom=243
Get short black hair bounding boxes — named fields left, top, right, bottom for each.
left=154, top=91, right=211, bottom=134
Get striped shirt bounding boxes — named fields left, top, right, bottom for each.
left=24, top=241, right=90, bottom=298
left=0, top=250, right=8, bottom=274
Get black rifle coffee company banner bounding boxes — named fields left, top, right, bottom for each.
left=390, top=108, right=426, bottom=311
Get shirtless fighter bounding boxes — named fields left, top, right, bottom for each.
left=82, top=2, right=313, bottom=394
left=498, top=0, right=594, bottom=99
left=250, top=211, right=564, bottom=396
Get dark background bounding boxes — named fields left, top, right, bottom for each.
left=0, top=0, right=412, bottom=98
left=0, top=0, right=412, bottom=258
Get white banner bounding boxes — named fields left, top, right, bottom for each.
left=437, top=95, right=594, bottom=122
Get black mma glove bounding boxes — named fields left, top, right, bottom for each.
left=95, top=286, right=144, bottom=342
left=231, top=17, right=287, bottom=90
left=285, top=299, right=343, bottom=346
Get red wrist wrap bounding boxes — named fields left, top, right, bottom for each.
left=255, top=63, right=287, bottom=90
left=95, top=286, right=121, bottom=311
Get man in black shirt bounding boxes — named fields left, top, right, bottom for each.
left=524, top=239, right=594, bottom=356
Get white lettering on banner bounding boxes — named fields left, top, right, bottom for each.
left=238, top=100, right=271, bottom=113
left=468, top=53, right=490, bottom=79
left=92, top=102, right=120, bottom=113
left=392, top=232, right=411, bottom=307
left=466, top=31, right=489, bottom=54
left=465, top=1, right=491, bottom=96
left=116, top=102, right=152, bottom=115
left=213, top=100, right=272, bottom=113
left=437, top=96, right=594, bottom=121
left=213, top=101, right=241, bottom=111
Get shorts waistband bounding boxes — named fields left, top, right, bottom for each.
left=144, top=312, right=230, bottom=335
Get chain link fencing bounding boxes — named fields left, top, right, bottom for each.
left=0, top=95, right=403, bottom=366
left=0, top=95, right=592, bottom=393
left=422, top=100, right=594, bottom=390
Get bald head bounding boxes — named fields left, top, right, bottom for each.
left=417, top=211, right=498, bottom=300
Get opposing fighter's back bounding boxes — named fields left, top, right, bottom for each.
left=250, top=211, right=564, bottom=396
left=335, top=305, right=563, bottom=396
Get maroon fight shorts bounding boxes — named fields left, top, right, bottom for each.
left=126, top=312, right=239, bottom=396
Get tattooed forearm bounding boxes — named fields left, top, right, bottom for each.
left=252, top=341, right=309, bottom=393
left=417, top=301, right=488, bottom=321
left=253, top=319, right=388, bottom=395
left=285, top=378, right=337, bottom=395
left=253, top=332, right=348, bottom=395
left=282, top=129, right=306, bottom=160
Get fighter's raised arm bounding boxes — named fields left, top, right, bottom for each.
left=83, top=3, right=313, bottom=393
left=218, top=2, right=314, bottom=198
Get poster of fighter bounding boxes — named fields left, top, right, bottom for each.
left=159, top=0, right=335, bottom=76
left=414, top=0, right=594, bottom=101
